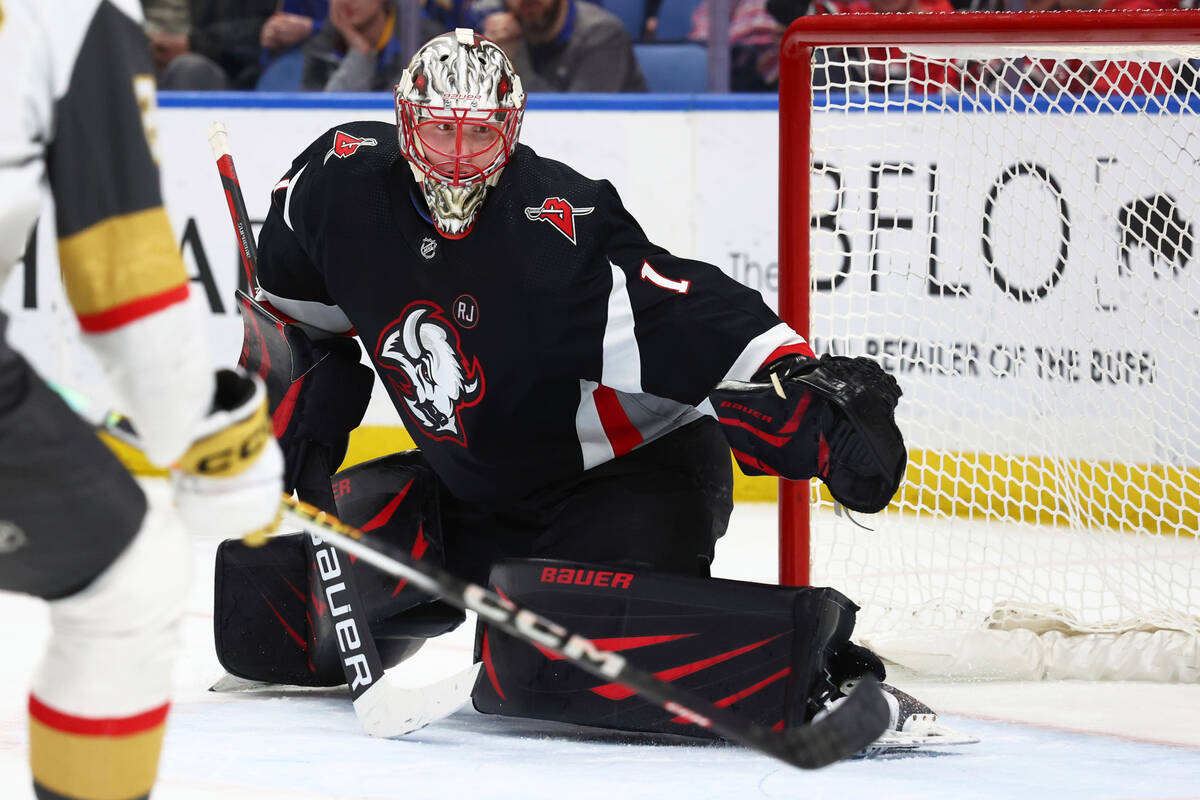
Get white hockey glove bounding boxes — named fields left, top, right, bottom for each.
left=170, top=369, right=284, bottom=545
left=100, top=369, right=284, bottom=545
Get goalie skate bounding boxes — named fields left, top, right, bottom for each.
left=828, top=681, right=979, bottom=756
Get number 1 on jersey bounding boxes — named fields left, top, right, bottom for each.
left=640, top=261, right=690, bottom=295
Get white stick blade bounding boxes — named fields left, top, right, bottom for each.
left=208, top=121, right=230, bottom=159
left=353, top=663, right=481, bottom=738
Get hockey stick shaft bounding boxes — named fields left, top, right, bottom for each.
left=208, top=122, right=392, bottom=714
left=209, top=123, right=258, bottom=285
left=282, top=495, right=891, bottom=769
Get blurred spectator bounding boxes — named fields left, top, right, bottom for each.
left=688, top=0, right=784, bottom=92
left=156, top=1, right=276, bottom=89
left=303, top=0, right=442, bottom=91
left=262, top=1, right=330, bottom=57
left=972, top=0, right=1178, bottom=95
left=424, top=0, right=506, bottom=28
left=762, top=0, right=959, bottom=94
left=482, top=0, right=648, bottom=91
left=143, top=0, right=190, bottom=42
left=808, top=0, right=960, bottom=95
left=764, top=0, right=816, bottom=25
left=642, top=0, right=662, bottom=38
left=852, top=0, right=959, bottom=94
left=1102, top=0, right=1179, bottom=7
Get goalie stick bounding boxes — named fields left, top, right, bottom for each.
left=210, top=122, right=468, bottom=738
left=280, top=495, right=892, bottom=769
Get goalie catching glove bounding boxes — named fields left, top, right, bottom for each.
left=709, top=354, right=906, bottom=513
left=101, top=368, right=284, bottom=543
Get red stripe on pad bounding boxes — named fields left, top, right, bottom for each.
left=718, top=417, right=791, bottom=449
left=29, top=696, right=169, bottom=737
left=729, top=447, right=783, bottom=478
left=363, top=480, right=414, bottom=532
left=76, top=284, right=190, bottom=333
left=265, top=596, right=307, bottom=650
left=392, top=524, right=429, bottom=597
left=272, top=376, right=305, bottom=438
left=533, top=633, right=696, bottom=661
left=481, top=631, right=505, bottom=701
left=591, top=633, right=786, bottom=700
left=670, top=667, right=791, bottom=724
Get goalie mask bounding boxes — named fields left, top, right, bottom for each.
left=395, top=29, right=526, bottom=239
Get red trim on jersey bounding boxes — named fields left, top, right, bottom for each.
left=591, top=634, right=786, bottom=701
left=76, top=284, right=190, bottom=333
left=592, top=385, right=643, bottom=457
left=28, top=696, right=170, bottom=737
left=670, top=667, right=791, bottom=723
left=533, top=633, right=696, bottom=661
left=758, top=341, right=815, bottom=368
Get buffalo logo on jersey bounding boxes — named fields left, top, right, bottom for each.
left=376, top=302, right=484, bottom=446
left=525, top=197, right=594, bottom=244
left=324, top=130, right=379, bottom=164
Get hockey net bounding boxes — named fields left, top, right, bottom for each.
left=778, top=10, right=1200, bottom=681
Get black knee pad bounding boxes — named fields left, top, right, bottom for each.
left=470, top=558, right=860, bottom=738
left=213, top=451, right=464, bottom=685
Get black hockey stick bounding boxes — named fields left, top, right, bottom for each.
left=210, top=122, right=438, bottom=737
left=282, top=495, right=891, bottom=769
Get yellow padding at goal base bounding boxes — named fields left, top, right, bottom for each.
left=897, top=450, right=1200, bottom=537
left=341, top=427, right=1198, bottom=536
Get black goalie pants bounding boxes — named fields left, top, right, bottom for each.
left=440, top=416, right=735, bottom=585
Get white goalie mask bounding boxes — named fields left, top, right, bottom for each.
left=395, top=29, right=526, bottom=239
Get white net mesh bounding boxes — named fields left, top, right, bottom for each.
left=801, top=37, right=1200, bottom=679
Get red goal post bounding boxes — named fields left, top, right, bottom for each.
left=776, top=10, right=1200, bottom=680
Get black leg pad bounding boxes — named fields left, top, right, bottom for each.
left=471, top=558, right=861, bottom=738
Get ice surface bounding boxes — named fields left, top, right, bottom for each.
left=2, top=504, right=1198, bottom=800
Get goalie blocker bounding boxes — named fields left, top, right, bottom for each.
left=710, top=353, right=906, bottom=513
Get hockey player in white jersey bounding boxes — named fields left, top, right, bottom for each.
left=0, top=2, right=284, bottom=798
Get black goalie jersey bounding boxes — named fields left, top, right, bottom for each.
left=256, top=120, right=809, bottom=503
